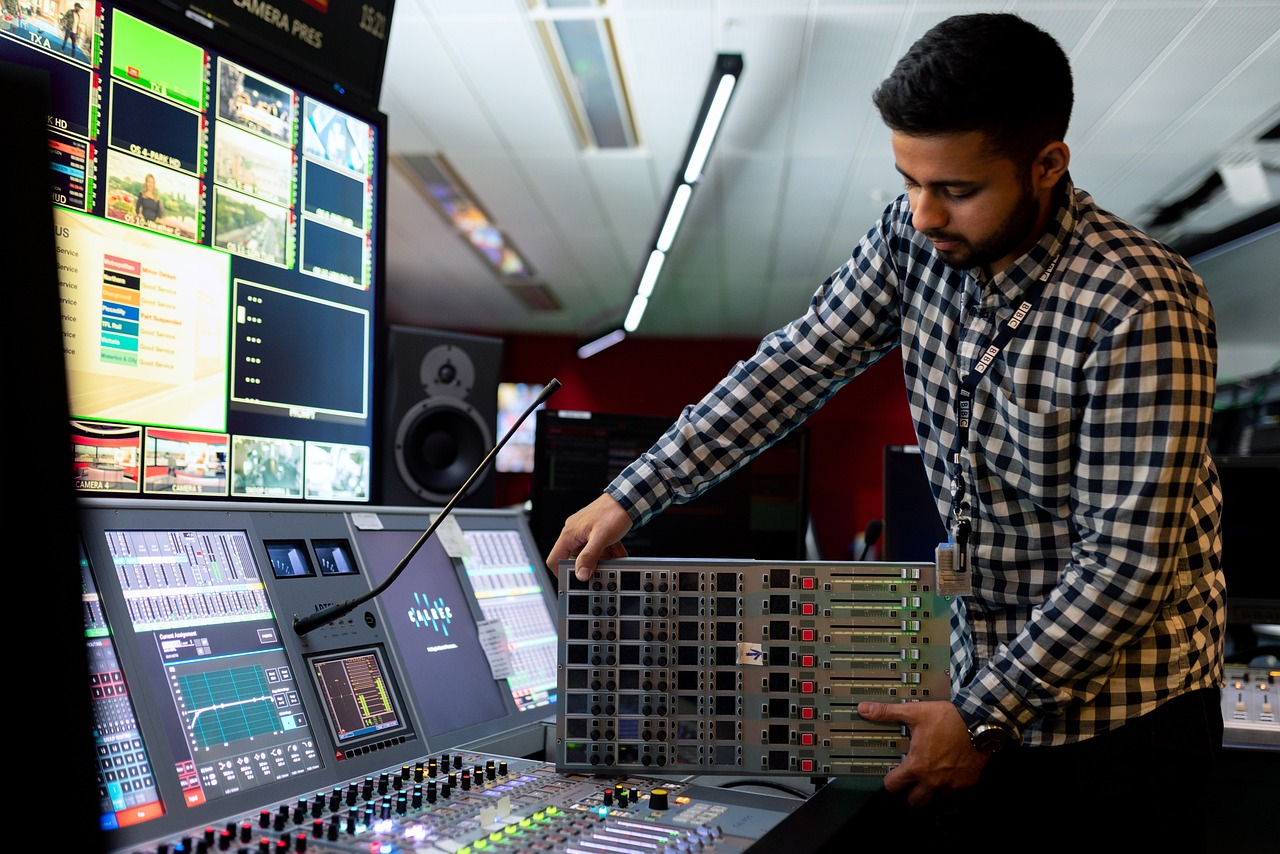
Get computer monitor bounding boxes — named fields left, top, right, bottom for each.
left=881, top=445, right=948, bottom=562
left=528, top=409, right=811, bottom=564
left=2, top=0, right=386, bottom=505
left=1218, top=454, right=1280, bottom=629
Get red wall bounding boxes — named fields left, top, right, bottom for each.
left=492, top=333, right=917, bottom=561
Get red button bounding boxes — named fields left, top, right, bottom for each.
left=800, top=759, right=815, bottom=772
left=801, top=655, right=815, bottom=668
left=801, top=577, right=816, bottom=589
left=800, top=629, right=815, bottom=642
left=800, top=707, right=815, bottom=719
left=800, top=681, right=815, bottom=693
left=800, top=603, right=815, bottom=616
left=799, top=733, right=814, bottom=746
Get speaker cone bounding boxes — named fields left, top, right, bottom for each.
left=393, top=396, right=493, bottom=503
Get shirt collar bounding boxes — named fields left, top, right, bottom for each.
left=973, top=178, right=1075, bottom=306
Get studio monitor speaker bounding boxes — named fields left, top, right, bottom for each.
left=382, top=325, right=502, bottom=507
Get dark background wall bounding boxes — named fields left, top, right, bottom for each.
left=490, top=332, right=918, bottom=562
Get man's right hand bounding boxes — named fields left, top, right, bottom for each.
left=545, top=492, right=633, bottom=582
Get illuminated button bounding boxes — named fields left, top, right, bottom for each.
left=800, top=603, right=815, bottom=616
left=799, top=733, right=815, bottom=746
left=800, top=655, right=815, bottom=668
left=800, top=629, right=816, bottom=642
left=800, top=707, right=815, bottom=719
left=800, top=759, right=815, bottom=773
left=801, top=577, right=816, bottom=589
left=800, top=681, right=815, bottom=694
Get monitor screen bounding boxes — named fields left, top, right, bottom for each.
left=101, top=527, right=324, bottom=808
left=528, top=410, right=811, bottom=564
left=457, top=518, right=559, bottom=713
left=495, top=382, right=546, bottom=473
left=305, top=645, right=410, bottom=747
left=349, top=508, right=558, bottom=746
left=1218, top=454, right=1280, bottom=627
left=2, top=0, right=383, bottom=505
left=882, top=445, right=948, bottom=562
left=80, top=538, right=167, bottom=832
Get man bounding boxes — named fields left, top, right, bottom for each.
left=546, top=12, right=1225, bottom=850
left=60, top=2, right=82, bottom=56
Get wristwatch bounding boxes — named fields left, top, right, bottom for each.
left=968, top=721, right=1014, bottom=753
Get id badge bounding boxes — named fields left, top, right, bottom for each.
left=937, top=522, right=972, bottom=596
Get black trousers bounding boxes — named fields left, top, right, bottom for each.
left=823, top=689, right=1223, bottom=854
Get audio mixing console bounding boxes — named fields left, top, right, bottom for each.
left=556, top=558, right=952, bottom=776
left=1221, top=663, right=1279, bottom=749
left=117, top=748, right=803, bottom=854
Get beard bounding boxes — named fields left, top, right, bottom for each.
left=926, top=181, right=1042, bottom=272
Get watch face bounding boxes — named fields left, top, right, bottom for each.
left=970, top=723, right=1010, bottom=752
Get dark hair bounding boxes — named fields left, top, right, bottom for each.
left=872, top=13, right=1073, bottom=164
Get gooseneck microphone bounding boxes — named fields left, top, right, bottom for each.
left=858, top=519, right=883, bottom=561
left=293, top=378, right=562, bottom=636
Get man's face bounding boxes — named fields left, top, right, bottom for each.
left=891, top=130, right=1046, bottom=278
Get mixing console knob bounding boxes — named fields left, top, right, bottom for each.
left=498, top=761, right=508, bottom=776
left=380, top=797, right=392, bottom=819
left=649, top=788, right=669, bottom=810
left=415, top=763, right=425, bottom=783
left=259, top=811, right=270, bottom=829
left=412, top=785, right=423, bottom=808
left=345, top=811, right=356, bottom=835
left=441, top=782, right=453, bottom=799
left=327, top=819, right=340, bottom=842
left=329, top=789, right=341, bottom=811
left=295, top=831, right=308, bottom=852
left=461, top=770, right=472, bottom=790
left=397, top=793, right=408, bottom=815
left=378, top=772, right=390, bottom=794
left=448, top=772, right=458, bottom=788
left=439, top=753, right=451, bottom=769
left=602, top=788, right=613, bottom=805
left=486, top=759, right=496, bottom=779
left=362, top=777, right=374, bottom=800
left=426, top=781, right=437, bottom=803
left=240, top=821, right=253, bottom=843
left=618, top=788, right=629, bottom=807
left=346, top=783, right=357, bottom=806
left=311, top=820, right=323, bottom=838
left=218, top=829, right=231, bottom=850
left=428, top=758, right=438, bottom=778
left=311, top=796, right=324, bottom=818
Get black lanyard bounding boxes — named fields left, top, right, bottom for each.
left=949, top=251, right=1062, bottom=562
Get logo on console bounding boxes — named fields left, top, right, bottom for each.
left=408, top=593, right=454, bottom=636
